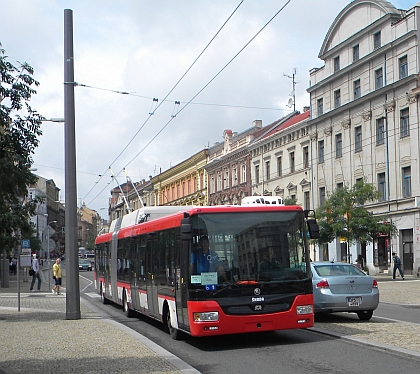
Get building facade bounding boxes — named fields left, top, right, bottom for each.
left=308, top=0, right=420, bottom=275
left=151, top=149, right=208, bottom=206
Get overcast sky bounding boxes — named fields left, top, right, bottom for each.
left=0, top=0, right=414, bottom=218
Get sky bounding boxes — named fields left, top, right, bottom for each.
left=0, top=0, right=415, bottom=219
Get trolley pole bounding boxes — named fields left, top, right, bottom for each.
left=64, top=9, right=81, bottom=319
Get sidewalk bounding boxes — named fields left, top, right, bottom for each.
left=0, top=269, right=200, bottom=374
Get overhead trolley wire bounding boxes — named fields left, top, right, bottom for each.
left=118, top=0, right=293, bottom=172
left=84, top=1, right=246, bottom=205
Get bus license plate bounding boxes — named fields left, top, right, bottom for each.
left=347, top=297, right=361, bottom=306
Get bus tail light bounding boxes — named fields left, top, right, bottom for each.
left=296, top=305, right=313, bottom=315
left=193, top=312, right=219, bottom=322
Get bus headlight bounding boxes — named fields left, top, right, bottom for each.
left=193, top=312, right=219, bottom=322
left=296, top=305, right=313, bottom=315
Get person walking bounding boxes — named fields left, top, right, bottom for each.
left=52, top=258, right=62, bottom=294
left=392, top=252, right=404, bottom=280
left=30, top=255, right=42, bottom=291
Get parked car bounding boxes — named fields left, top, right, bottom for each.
left=311, top=262, right=379, bottom=320
left=78, top=259, right=92, bottom=271
left=84, top=253, right=95, bottom=266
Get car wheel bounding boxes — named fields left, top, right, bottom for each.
left=357, top=310, right=373, bottom=321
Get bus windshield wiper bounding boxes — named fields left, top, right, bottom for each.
left=211, top=282, right=240, bottom=296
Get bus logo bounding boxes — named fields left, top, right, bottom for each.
left=254, top=288, right=261, bottom=296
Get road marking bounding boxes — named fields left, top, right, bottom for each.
left=85, top=292, right=101, bottom=299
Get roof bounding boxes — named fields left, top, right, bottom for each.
left=262, top=110, right=310, bottom=139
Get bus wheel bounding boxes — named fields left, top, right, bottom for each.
left=123, top=290, right=135, bottom=318
left=100, top=285, right=109, bottom=305
left=164, top=304, right=180, bottom=340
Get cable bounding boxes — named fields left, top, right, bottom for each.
left=84, top=1, right=247, bottom=205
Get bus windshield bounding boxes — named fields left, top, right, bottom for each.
left=189, top=210, right=308, bottom=287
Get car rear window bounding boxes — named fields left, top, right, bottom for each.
left=314, top=264, right=365, bottom=277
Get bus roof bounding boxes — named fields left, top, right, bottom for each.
left=96, top=204, right=304, bottom=244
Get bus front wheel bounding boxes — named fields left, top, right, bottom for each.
left=164, top=304, right=180, bottom=340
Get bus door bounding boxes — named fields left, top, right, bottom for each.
left=110, top=231, right=118, bottom=303
left=146, top=233, right=159, bottom=318
left=174, top=238, right=190, bottom=331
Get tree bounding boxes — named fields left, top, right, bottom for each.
left=315, top=180, right=397, bottom=248
left=0, top=44, right=44, bottom=258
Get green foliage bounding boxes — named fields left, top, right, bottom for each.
left=315, top=179, right=397, bottom=247
left=284, top=197, right=297, bottom=206
left=0, top=44, right=44, bottom=253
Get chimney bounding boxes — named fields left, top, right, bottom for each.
left=252, top=120, right=262, bottom=128
left=303, top=106, right=310, bottom=112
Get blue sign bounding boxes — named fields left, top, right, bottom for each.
left=205, top=284, right=216, bottom=291
left=21, top=239, right=30, bottom=248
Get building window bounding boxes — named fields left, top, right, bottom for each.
left=255, top=165, right=260, bottom=185
left=353, top=44, right=359, bottom=62
left=211, top=175, right=215, bottom=194
left=290, top=152, right=295, bottom=173
left=335, top=133, right=342, bottom=158
left=354, top=79, right=361, bottom=99
left=277, top=156, right=282, bottom=177
left=399, top=55, right=408, bottom=79
left=265, top=160, right=270, bottom=181
left=378, top=172, right=386, bottom=202
left=241, top=164, right=246, bottom=183
left=402, top=166, right=411, bottom=198
left=334, top=89, right=341, bottom=108
left=375, top=68, right=383, bottom=89
left=233, top=167, right=237, bottom=186
left=218, top=172, right=222, bottom=191
left=317, top=98, right=323, bottom=116
left=224, top=169, right=229, bottom=189
left=373, top=31, right=381, bottom=49
left=319, top=187, right=326, bottom=206
left=334, top=56, right=340, bottom=72
left=303, top=146, right=309, bottom=168
left=376, top=118, right=385, bottom=145
left=400, top=108, right=409, bottom=138
left=318, top=140, right=324, bottom=163
left=337, top=182, right=343, bottom=190
left=304, top=191, right=310, bottom=210
left=355, top=126, right=362, bottom=152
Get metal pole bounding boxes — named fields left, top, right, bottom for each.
left=64, top=9, right=81, bottom=319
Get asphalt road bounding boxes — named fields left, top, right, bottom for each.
left=79, top=271, right=420, bottom=374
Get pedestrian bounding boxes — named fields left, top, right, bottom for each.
left=30, top=255, right=42, bottom=291
left=52, top=258, right=62, bottom=294
left=392, top=252, right=404, bottom=280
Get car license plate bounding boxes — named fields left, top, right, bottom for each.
left=347, top=297, right=361, bottom=306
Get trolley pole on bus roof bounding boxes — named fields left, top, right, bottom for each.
left=64, top=9, right=81, bottom=319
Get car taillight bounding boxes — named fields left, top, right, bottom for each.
left=373, top=279, right=378, bottom=288
left=316, top=279, right=329, bottom=289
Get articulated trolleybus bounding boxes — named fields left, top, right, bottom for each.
left=94, top=205, right=319, bottom=339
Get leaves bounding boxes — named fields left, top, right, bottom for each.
left=0, top=44, right=43, bottom=253
left=315, top=179, right=396, bottom=246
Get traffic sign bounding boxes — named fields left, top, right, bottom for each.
left=21, top=239, right=30, bottom=248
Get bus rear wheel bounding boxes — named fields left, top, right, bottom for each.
left=100, top=284, right=109, bottom=305
left=123, top=290, right=136, bottom=318
left=164, top=305, right=180, bottom=340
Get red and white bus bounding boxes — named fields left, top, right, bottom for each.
left=94, top=205, right=319, bottom=339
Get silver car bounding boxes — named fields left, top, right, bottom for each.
left=311, top=262, right=379, bottom=320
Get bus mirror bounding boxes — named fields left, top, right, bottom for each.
left=181, top=217, right=192, bottom=241
left=307, top=219, right=319, bottom=239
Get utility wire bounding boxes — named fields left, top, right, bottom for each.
left=84, top=1, right=246, bottom=205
